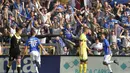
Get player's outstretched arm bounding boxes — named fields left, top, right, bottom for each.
left=39, top=44, right=49, bottom=55
left=87, top=47, right=93, bottom=55
left=22, top=46, right=28, bottom=58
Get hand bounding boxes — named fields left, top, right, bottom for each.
left=121, top=29, right=125, bottom=32
left=88, top=50, right=93, bottom=55
left=43, top=51, right=49, bottom=55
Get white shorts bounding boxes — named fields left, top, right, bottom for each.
left=30, top=51, right=41, bottom=65
left=103, top=54, right=112, bottom=63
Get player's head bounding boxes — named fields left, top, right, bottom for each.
left=30, top=28, right=36, bottom=36
left=16, top=27, right=22, bottom=35
left=83, top=27, right=89, bottom=34
left=101, top=33, right=105, bottom=40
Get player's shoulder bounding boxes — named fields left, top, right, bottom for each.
left=32, top=37, right=40, bottom=41
left=80, top=33, right=85, bottom=37
left=35, top=37, right=39, bottom=40
left=80, top=33, right=87, bottom=38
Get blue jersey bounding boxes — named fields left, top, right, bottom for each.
left=103, top=39, right=112, bottom=55
left=25, top=37, right=41, bottom=52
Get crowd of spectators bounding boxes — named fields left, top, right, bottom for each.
left=0, top=0, right=130, bottom=55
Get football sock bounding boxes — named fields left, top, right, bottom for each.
left=35, top=61, right=41, bottom=68
left=33, top=61, right=39, bottom=73
left=17, top=65, right=21, bottom=73
left=6, top=61, right=12, bottom=73
left=80, top=64, right=83, bottom=73
left=34, top=64, right=39, bottom=73
left=108, top=64, right=113, bottom=72
left=83, top=63, right=87, bottom=73
left=6, top=65, right=10, bottom=73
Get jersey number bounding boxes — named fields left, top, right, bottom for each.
left=29, top=40, right=37, bottom=47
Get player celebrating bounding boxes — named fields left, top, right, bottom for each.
left=79, top=27, right=92, bottom=73
left=101, top=34, right=119, bottom=73
left=23, top=28, right=48, bottom=73
left=5, top=27, right=22, bottom=73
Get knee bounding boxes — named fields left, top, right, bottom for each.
left=80, top=62, right=83, bottom=64
left=103, top=61, right=108, bottom=66
left=36, top=61, right=41, bottom=68
left=33, top=60, right=36, bottom=64
left=17, top=60, right=21, bottom=65
left=33, top=60, right=41, bottom=68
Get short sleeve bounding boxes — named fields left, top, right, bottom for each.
left=105, top=39, right=110, bottom=47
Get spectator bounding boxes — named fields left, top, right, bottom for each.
left=104, top=1, right=112, bottom=12
left=124, top=15, right=130, bottom=28
left=3, top=28, right=10, bottom=43
left=0, top=0, right=129, bottom=55
left=102, top=18, right=109, bottom=29
left=90, top=38, right=103, bottom=55
left=110, top=42, right=119, bottom=55
left=110, top=30, right=117, bottom=45
left=63, top=24, right=76, bottom=55
left=120, top=11, right=128, bottom=24
left=53, top=36, right=66, bottom=55
left=120, top=30, right=130, bottom=53
left=9, top=25, right=16, bottom=37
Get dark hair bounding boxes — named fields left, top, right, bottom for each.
left=95, top=38, right=99, bottom=41
left=30, top=28, right=36, bottom=36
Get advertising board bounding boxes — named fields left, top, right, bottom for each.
left=0, top=56, right=60, bottom=73
left=60, top=56, right=130, bottom=73
left=0, top=56, right=130, bottom=73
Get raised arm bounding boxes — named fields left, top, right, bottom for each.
left=47, top=0, right=51, bottom=9
left=119, top=29, right=125, bottom=38
left=39, top=44, right=48, bottom=55
left=36, top=0, right=42, bottom=8
left=11, top=0, right=15, bottom=3
left=23, top=46, right=28, bottom=56
left=74, top=13, right=85, bottom=27
left=49, top=6, right=57, bottom=15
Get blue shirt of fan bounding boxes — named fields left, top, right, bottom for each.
left=107, top=19, right=118, bottom=29
left=103, top=22, right=109, bottom=29
left=64, top=28, right=73, bottom=40
left=25, top=37, right=41, bottom=52
left=103, top=39, right=112, bottom=55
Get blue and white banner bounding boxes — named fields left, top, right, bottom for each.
left=0, top=56, right=60, bottom=73
left=0, top=56, right=130, bottom=73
